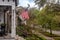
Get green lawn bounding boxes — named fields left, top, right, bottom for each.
left=40, top=32, right=60, bottom=37
left=39, top=31, right=60, bottom=40
left=25, top=34, right=46, bottom=40
left=54, top=37, right=60, bottom=40
left=45, top=26, right=60, bottom=31
left=16, top=25, right=60, bottom=40
left=16, top=25, right=46, bottom=40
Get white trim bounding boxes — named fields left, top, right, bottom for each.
left=0, top=0, right=15, bottom=6
left=11, top=8, right=16, bottom=37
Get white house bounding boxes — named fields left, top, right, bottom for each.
left=0, top=0, right=18, bottom=38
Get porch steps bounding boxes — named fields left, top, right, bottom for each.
left=0, top=37, right=15, bottom=40
left=0, top=39, right=15, bottom=40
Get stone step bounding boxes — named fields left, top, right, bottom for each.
left=0, top=37, right=15, bottom=40
left=0, top=39, right=15, bottom=40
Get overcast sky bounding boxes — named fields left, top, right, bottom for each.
left=18, top=0, right=38, bottom=8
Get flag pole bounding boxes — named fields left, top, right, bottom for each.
left=26, top=4, right=30, bottom=10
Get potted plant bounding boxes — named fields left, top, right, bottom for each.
left=1, top=23, right=6, bottom=27
left=0, top=23, right=6, bottom=36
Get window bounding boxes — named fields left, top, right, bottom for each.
left=13, top=0, right=15, bottom=2
left=2, top=0, right=4, bottom=1
left=8, top=0, right=9, bottom=2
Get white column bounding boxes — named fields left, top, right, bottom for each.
left=11, top=6, right=16, bottom=38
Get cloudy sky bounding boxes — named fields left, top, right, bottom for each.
left=18, top=0, right=38, bottom=8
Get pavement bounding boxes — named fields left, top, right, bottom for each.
left=0, top=39, right=15, bottom=40
left=43, top=29, right=60, bottom=36
left=47, top=30, right=60, bottom=35
left=0, top=35, right=26, bottom=40
left=36, top=26, right=60, bottom=36
left=32, top=30, right=55, bottom=40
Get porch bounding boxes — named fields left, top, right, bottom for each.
left=0, top=5, right=16, bottom=38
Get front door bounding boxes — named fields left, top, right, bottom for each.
left=0, top=7, right=4, bottom=36
left=0, top=6, right=12, bottom=36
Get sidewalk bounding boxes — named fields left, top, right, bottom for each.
left=32, top=30, right=55, bottom=40
left=43, top=29, right=60, bottom=36
left=38, top=26, right=60, bottom=36
left=0, top=39, right=15, bottom=40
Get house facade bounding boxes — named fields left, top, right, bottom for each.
left=0, top=0, right=18, bottom=38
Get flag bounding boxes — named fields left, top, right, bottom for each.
left=20, top=9, right=29, bottom=20
left=19, top=8, right=29, bottom=25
